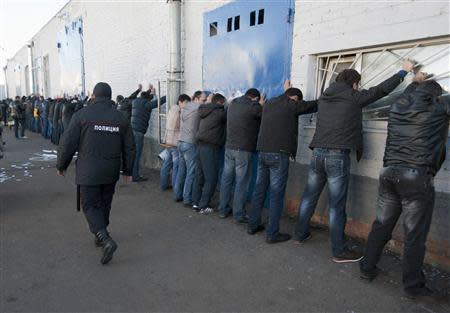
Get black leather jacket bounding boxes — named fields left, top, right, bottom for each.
left=384, top=81, right=450, bottom=176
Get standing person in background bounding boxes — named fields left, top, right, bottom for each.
left=12, top=96, right=26, bottom=139
left=191, top=93, right=227, bottom=214
left=294, top=59, right=414, bottom=263
left=62, top=99, right=76, bottom=133
left=173, top=91, right=206, bottom=205
left=47, top=99, right=55, bottom=140
left=360, top=75, right=449, bottom=300
left=131, top=86, right=166, bottom=182
left=25, top=98, right=33, bottom=130
left=160, top=94, right=190, bottom=190
left=117, top=84, right=142, bottom=122
left=56, top=82, right=135, bottom=265
left=1, top=100, right=8, bottom=125
left=39, top=97, right=49, bottom=139
left=248, top=80, right=318, bottom=244
left=33, top=96, right=40, bottom=133
left=219, top=88, right=263, bottom=223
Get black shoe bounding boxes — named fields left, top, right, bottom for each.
left=184, top=202, right=193, bottom=208
left=192, top=205, right=201, bottom=212
left=236, top=217, right=249, bottom=224
left=293, top=233, right=311, bottom=245
left=132, top=176, right=148, bottom=182
left=266, top=233, right=291, bottom=244
left=404, top=286, right=437, bottom=300
left=247, top=225, right=265, bottom=235
left=332, top=250, right=364, bottom=263
left=95, top=230, right=118, bottom=265
left=219, top=212, right=230, bottom=219
left=94, top=236, right=103, bottom=247
left=360, top=266, right=379, bottom=281
left=174, top=198, right=183, bottom=203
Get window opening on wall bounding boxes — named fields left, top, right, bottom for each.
left=209, top=22, right=218, bottom=37
left=234, top=15, right=240, bottom=30
left=258, top=9, right=265, bottom=25
left=315, top=37, right=450, bottom=121
left=227, top=18, right=232, bottom=32
left=250, top=11, right=256, bottom=26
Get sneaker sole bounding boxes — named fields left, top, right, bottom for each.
left=332, top=256, right=364, bottom=263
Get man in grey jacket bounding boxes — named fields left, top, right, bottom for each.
left=173, top=91, right=206, bottom=205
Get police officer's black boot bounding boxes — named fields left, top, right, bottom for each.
left=95, top=229, right=118, bottom=265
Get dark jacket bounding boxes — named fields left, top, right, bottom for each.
left=117, top=98, right=132, bottom=121
left=48, top=100, right=55, bottom=119
left=310, top=73, right=404, bottom=161
left=56, top=98, right=135, bottom=185
left=384, top=82, right=450, bottom=176
left=196, top=102, right=227, bottom=147
left=257, top=94, right=317, bottom=157
left=131, top=95, right=166, bottom=134
left=225, top=95, right=262, bottom=152
left=117, top=88, right=141, bottom=121
left=13, top=100, right=26, bottom=120
left=62, top=101, right=76, bottom=130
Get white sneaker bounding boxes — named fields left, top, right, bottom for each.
left=199, top=207, right=213, bottom=215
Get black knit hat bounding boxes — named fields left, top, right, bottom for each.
left=93, top=82, right=112, bottom=99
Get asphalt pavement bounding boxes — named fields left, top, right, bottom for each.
left=1, top=128, right=449, bottom=312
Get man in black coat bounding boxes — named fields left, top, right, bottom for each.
left=294, top=60, right=414, bottom=263
left=57, top=82, right=135, bottom=265
left=117, top=84, right=142, bottom=121
left=360, top=74, right=449, bottom=300
left=248, top=81, right=317, bottom=243
left=12, top=96, right=26, bottom=139
left=130, top=88, right=166, bottom=182
left=219, top=88, right=263, bottom=222
left=191, top=93, right=227, bottom=214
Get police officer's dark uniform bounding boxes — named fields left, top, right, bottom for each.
left=57, top=82, right=135, bottom=265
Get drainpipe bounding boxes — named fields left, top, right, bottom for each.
left=2, top=65, right=8, bottom=99
left=167, top=0, right=182, bottom=109
left=27, top=41, right=34, bottom=95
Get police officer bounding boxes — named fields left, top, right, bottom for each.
left=56, top=82, right=135, bottom=265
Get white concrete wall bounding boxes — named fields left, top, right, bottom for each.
left=4, top=0, right=449, bottom=190
left=291, top=1, right=450, bottom=192
left=6, top=45, right=28, bottom=97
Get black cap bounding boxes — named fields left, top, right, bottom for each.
left=93, top=82, right=112, bottom=99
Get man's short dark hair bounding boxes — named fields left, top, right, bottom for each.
left=245, top=88, right=260, bottom=99
left=335, top=69, right=361, bottom=87
left=212, top=93, right=226, bottom=105
left=178, top=94, right=191, bottom=104
left=192, top=90, right=203, bottom=100
left=116, top=95, right=124, bottom=102
left=141, top=91, right=152, bottom=99
left=417, top=80, right=442, bottom=97
left=285, top=88, right=303, bottom=100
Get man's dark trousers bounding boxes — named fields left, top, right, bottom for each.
left=361, top=166, right=435, bottom=293
left=249, top=152, right=289, bottom=239
left=80, top=183, right=116, bottom=234
left=14, top=119, right=25, bottom=138
left=192, top=144, right=220, bottom=208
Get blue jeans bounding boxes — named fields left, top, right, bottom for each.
left=47, top=120, right=53, bottom=139
left=132, top=131, right=145, bottom=179
left=160, top=147, right=179, bottom=190
left=294, top=148, right=350, bottom=256
left=173, top=141, right=198, bottom=204
left=219, top=149, right=253, bottom=221
left=249, top=152, right=290, bottom=239
left=192, top=144, right=220, bottom=208
left=41, top=117, right=48, bottom=138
